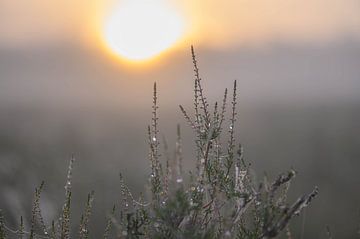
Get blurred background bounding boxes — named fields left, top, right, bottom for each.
left=0, top=0, right=359, bottom=237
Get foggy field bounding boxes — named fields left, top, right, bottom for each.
left=1, top=0, right=360, bottom=237
left=0, top=37, right=359, bottom=238
left=0, top=101, right=359, bottom=237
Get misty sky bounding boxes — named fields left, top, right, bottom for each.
left=0, top=2, right=359, bottom=236
left=0, top=0, right=359, bottom=48
left=0, top=0, right=359, bottom=109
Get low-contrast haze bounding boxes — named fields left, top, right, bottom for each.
left=0, top=0, right=359, bottom=237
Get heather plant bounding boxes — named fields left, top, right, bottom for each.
left=0, top=47, right=321, bottom=239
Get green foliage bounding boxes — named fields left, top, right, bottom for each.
left=0, top=210, right=6, bottom=239
left=103, top=205, right=116, bottom=239
left=30, top=181, right=45, bottom=239
left=0, top=47, right=321, bottom=238
left=79, top=191, right=95, bottom=239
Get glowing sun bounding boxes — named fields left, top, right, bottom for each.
left=103, top=0, right=185, bottom=62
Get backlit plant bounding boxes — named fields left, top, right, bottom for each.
left=0, top=47, right=319, bottom=239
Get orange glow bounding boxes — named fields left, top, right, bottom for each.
left=101, top=0, right=186, bottom=62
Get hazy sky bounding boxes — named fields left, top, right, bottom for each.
left=0, top=0, right=359, bottom=49
left=0, top=3, right=359, bottom=237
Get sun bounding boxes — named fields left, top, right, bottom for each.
left=103, top=0, right=185, bottom=62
